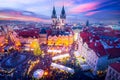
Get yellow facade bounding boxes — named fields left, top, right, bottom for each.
left=47, top=35, right=73, bottom=46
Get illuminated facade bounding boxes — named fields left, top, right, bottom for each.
left=78, top=31, right=120, bottom=75
left=0, top=26, right=21, bottom=52
left=48, top=35, right=73, bottom=46
left=0, top=35, right=5, bottom=52
left=47, top=6, right=73, bottom=54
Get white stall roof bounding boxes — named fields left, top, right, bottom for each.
left=52, top=53, right=70, bottom=60
left=51, top=63, right=75, bottom=74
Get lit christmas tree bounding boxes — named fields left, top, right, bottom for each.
left=30, top=39, right=42, bottom=56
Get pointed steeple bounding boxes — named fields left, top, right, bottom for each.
left=60, top=6, right=66, bottom=19
left=51, top=6, right=57, bottom=18
left=86, top=20, right=89, bottom=26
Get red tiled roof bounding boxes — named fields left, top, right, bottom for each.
left=93, top=27, right=112, bottom=31
left=80, top=31, right=92, bottom=38
left=80, top=31, right=100, bottom=41
left=46, top=29, right=52, bottom=35
left=104, top=39, right=120, bottom=47
left=80, top=31, right=106, bottom=57
left=107, top=48, right=120, bottom=59
left=18, top=29, right=39, bottom=38
left=88, top=41, right=95, bottom=49
left=88, top=41, right=106, bottom=57
left=80, top=31, right=93, bottom=43
left=92, top=35, right=100, bottom=40
left=92, top=27, right=120, bottom=37
left=110, top=63, right=120, bottom=73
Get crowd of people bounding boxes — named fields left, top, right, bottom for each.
left=0, top=41, right=97, bottom=80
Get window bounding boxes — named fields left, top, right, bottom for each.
left=93, top=65, right=95, bottom=68
left=116, top=74, right=118, bottom=78
left=95, top=60, right=97, bottom=63
left=109, top=75, right=111, bottom=79
left=112, top=71, right=115, bottom=75
left=111, top=77, right=115, bottom=80
left=109, top=68, right=111, bottom=73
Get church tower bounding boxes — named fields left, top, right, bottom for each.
left=60, top=6, right=66, bottom=26
left=51, top=6, right=57, bottom=27
left=86, top=20, right=89, bottom=27
left=51, top=6, right=66, bottom=30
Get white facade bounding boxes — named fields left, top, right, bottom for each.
left=78, top=36, right=108, bottom=75
left=105, top=65, right=120, bottom=80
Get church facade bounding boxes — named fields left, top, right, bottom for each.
left=47, top=6, right=74, bottom=55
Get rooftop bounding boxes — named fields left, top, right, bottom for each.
left=88, top=41, right=107, bottom=57
left=107, top=48, right=120, bottom=59
left=18, top=28, right=40, bottom=38
left=110, top=63, right=120, bottom=73
left=80, top=31, right=106, bottom=57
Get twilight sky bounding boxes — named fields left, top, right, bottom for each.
left=0, top=0, right=120, bottom=23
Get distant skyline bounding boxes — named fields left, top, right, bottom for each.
left=0, top=0, right=120, bottom=23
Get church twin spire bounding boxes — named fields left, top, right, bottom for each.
left=51, top=6, right=66, bottom=19
left=51, top=6, right=66, bottom=29
left=60, top=6, right=66, bottom=19
left=51, top=6, right=57, bottom=18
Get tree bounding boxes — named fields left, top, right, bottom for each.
left=30, top=39, right=42, bottom=56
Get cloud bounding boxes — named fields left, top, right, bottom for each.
left=0, top=0, right=120, bottom=22
left=55, top=0, right=74, bottom=7
left=69, top=2, right=100, bottom=14
left=85, top=11, right=100, bottom=16
left=0, top=0, right=45, bottom=5
left=0, top=0, right=47, bottom=11
left=0, top=11, right=50, bottom=22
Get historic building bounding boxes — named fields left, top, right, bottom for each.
left=105, top=63, right=120, bottom=80
left=51, top=6, right=66, bottom=29
left=47, top=6, right=73, bottom=54
left=78, top=31, right=120, bottom=75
